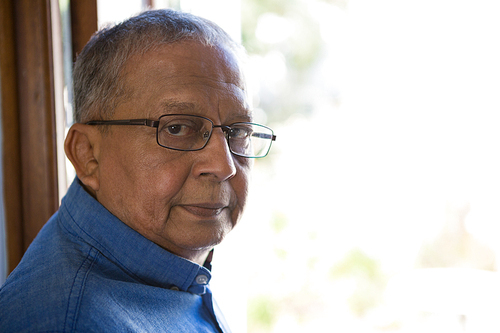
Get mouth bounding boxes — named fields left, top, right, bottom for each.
left=179, top=204, right=228, bottom=217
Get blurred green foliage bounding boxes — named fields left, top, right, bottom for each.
left=248, top=296, right=278, bottom=332
left=270, top=211, right=288, bottom=234
left=241, top=0, right=325, bottom=123
left=242, top=0, right=322, bottom=69
left=330, top=248, right=382, bottom=280
left=330, top=248, right=387, bottom=317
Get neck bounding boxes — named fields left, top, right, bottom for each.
left=171, top=247, right=213, bottom=267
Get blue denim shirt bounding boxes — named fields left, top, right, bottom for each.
left=0, top=178, right=231, bottom=332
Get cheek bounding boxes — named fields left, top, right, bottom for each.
left=98, top=140, right=190, bottom=215
left=232, top=162, right=252, bottom=221
left=128, top=153, right=192, bottom=207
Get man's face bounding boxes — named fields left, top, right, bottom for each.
left=93, top=41, right=251, bottom=263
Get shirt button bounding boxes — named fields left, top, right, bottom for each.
left=170, top=286, right=179, bottom=291
left=196, top=275, right=209, bottom=285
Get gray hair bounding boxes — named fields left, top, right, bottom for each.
left=73, top=9, right=243, bottom=123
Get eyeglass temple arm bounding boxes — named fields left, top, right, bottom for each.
left=252, top=132, right=277, bottom=141
left=85, top=119, right=159, bottom=127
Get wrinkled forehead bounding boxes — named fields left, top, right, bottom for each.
left=114, top=40, right=250, bottom=121
left=122, top=41, right=246, bottom=92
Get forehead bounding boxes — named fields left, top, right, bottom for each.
left=122, top=41, right=246, bottom=96
left=119, top=41, right=248, bottom=119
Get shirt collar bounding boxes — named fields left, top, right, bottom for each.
left=59, top=178, right=212, bottom=295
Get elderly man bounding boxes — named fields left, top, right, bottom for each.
left=0, top=9, right=275, bottom=332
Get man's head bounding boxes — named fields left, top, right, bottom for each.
left=72, top=9, right=244, bottom=124
left=65, top=10, right=254, bottom=265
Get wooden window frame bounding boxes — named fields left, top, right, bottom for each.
left=0, top=0, right=97, bottom=274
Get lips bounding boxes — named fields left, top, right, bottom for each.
left=180, top=204, right=227, bottom=217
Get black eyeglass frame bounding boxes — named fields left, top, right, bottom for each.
left=85, top=114, right=277, bottom=158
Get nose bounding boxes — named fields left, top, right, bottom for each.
left=192, top=127, right=237, bottom=181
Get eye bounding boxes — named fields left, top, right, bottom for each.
left=156, top=115, right=213, bottom=150
left=166, top=124, right=192, bottom=136
left=229, top=126, right=252, bottom=139
left=159, top=118, right=203, bottom=137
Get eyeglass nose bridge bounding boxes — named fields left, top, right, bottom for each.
left=213, top=125, right=231, bottom=137
left=203, top=124, right=232, bottom=150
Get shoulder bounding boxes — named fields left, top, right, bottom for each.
left=73, top=282, right=219, bottom=332
left=0, top=213, right=98, bottom=332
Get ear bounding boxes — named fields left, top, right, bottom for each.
left=64, top=123, right=101, bottom=194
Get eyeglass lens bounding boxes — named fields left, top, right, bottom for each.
left=156, top=115, right=274, bottom=157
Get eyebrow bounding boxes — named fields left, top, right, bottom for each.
left=160, top=101, right=197, bottom=114
left=228, top=113, right=253, bottom=123
left=159, top=100, right=253, bottom=123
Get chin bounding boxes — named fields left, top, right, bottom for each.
left=186, top=223, right=233, bottom=249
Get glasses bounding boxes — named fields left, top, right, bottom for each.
left=86, top=114, right=277, bottom=158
